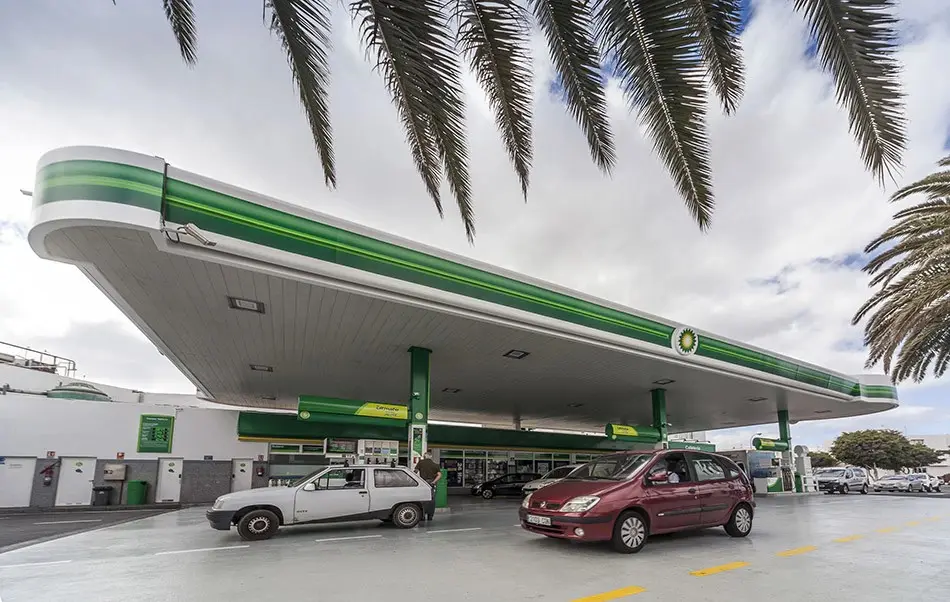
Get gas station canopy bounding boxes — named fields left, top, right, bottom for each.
left=28, top=147, right=898, bottom=434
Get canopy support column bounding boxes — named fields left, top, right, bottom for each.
left=408, top=346, right=431, bottom=470
left=651, top=388, right=668, bottom=449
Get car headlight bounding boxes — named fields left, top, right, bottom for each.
left=559, top=496, right=600, bottom=513
left=212, top=497, right=224, bottom=510
left=522, top=493, right=532, bottom=509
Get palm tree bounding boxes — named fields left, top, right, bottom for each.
left=854, top=154, right=950, bottom=383
left=153, top=0, right=906, bottom=240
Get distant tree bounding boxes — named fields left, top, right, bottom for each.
left=830, top=429, right=911, bottom=477
left=808, top=451, right=839, bottom=468
left=902, top=443, right=942, bottom=469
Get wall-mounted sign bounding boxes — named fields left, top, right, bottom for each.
left=137, top=414, right=175, bottom=453
left=116, top=452, right=125, bottom=460
left=297, top=395, right=408, bottom=422
left=301, top=444, right=325, bottom=454
left=270, top=444, right=301, bottom=453
left=46, top=451, right=56, bottom=459
left=326, top=438, right=357, bottom=454
left=203, top=455, right=214, bottom=461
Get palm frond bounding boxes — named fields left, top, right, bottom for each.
left=532, top=0, right=615, bottom=173
left=685, top=0, right=745, bottom=114
left=888, top=170, right=950, bottom=203
left=352, top=0, right=475, bottom=239
left=939, top=155, right=950, bottom=168
left=162, top=0, right=198, bottom=65
left=594, top=0, right=714, bottom=228
left=268, top=0, right=336, bottom=187
left=455, top=0, right=533, bottom=198
left=794, top=0, right=905, bottom=183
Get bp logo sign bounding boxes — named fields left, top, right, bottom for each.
left=299, top=410, right=311, bottom=420
left=672, top=327, right=699, bottom=356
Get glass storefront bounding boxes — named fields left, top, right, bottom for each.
left=437, top=448, right=603, bottom=487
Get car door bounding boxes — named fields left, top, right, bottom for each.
left=500, top=475, right=522, bottom=496
left=293, top=468, right=370, bottom=523
left=643, top=452, right=702, bottom=532
left=689, top=454, right=734, bottom=526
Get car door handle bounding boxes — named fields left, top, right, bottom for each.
left=688, top=488, right=697, bottom=494
left=359, top=491, right=368, bottom=495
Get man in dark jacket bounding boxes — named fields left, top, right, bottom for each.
left=414, top=452, right=441, bottom=521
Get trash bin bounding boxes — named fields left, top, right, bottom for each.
left=126, top=480, right=148, bottom=506
left=92, top=486, right=114, bottom=506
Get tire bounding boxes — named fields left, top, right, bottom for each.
left=481, top=489, right=494, bottom=499
left=724, top=504, right=754, bottom=538
left=611, top=511, right=649, bottom=554
left=391, top=503, right=422, bottom=529
left=840, top=484, right=850, bottom=494
left=861, top=484, right=869, bottom=495
left=237, top=509, right=279, bottom=541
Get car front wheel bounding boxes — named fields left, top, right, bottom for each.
left=237, top=509, right=279, bottom=541
left=611, top=511, right=648, bottom=554
left=861, top=484, right=869, bottom=495
left=481, top=489, right=494, bottom=499
left=840, top=484, right=850, bottom=494
left=724, top=504, right=753, bottom=538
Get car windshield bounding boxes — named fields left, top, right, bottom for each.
left=564, top=454, right=651, bottom=480
left=818, top=469, right=845, bottom=477
left=883, top=475, right=905, bottom=480
left=542, top=466, right=575, bottom=480
left=290, top=469, right=326, bottom=487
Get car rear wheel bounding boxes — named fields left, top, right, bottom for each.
left=237, top=509, right=279, bottom=541
left=481, top=489, right=494, bottom=499
left=724, top=504, right=753, bottom=538
left=611, top=511, right=648, bottom=554
left=391, top=503, right=422, bottom=529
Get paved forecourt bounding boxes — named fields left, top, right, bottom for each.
left=0, top=495, right=947, bottom=601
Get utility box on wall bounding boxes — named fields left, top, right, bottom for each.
left=103, top=463, right=127, bottom=481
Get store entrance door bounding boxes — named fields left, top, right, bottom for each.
left=0, top=457, right=37, bottom=508
left=156, top=458, right=183, bottom=503
left=231, top=459, right=253, bottom=492
left=55, top=457, right=96, bottom=506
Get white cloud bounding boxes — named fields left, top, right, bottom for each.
left=1, top=1, right=949, bottom=436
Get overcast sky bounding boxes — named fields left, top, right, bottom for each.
left=2, top=1, right=950, bottom=449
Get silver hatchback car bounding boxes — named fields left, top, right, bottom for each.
left=521, top=464, right=581, bottom=496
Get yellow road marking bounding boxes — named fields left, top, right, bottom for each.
left=690, top=561, right=749, bottom=577
left=875, top=527, right=898, bottom=534
left=776, top=545, right=817, bottom=557
left=572, top=586, right=647, bottom=601
left=925, top=517, right=942, bottom=522
left=833, top=535, right=863, bottom=543
left=905, top=521, right=921, bottom=527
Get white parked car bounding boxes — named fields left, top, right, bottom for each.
left=928, top=474, right=942, bottom=492
left=207, top=465, right=435, bottom=540
left=521, top=464, right=581, bottom=496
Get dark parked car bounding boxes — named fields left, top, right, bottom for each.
left=472, top=473, right=541, bottom=499
left=519, top=449, right=755, bottom=553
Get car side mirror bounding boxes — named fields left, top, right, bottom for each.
left=646, top=471, right=669, bottom=484
left=302, top=482, right=317, bottom=492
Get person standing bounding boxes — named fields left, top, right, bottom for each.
left=414, top=452, right=441, bottom=521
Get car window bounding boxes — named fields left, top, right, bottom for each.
left=544, top=466, right=574, bottom=479
left=315, top=468, right=365, bottom=490
left=650, top=453, right=692, bottom=483
left=498, top=475, right=513, bottom=484
left=714, top=456, right=742, bottom=479
left=844, top=470, right=853, bottom=478
left=690, top=456, right=726, bottom=482
left=374, top=469, right=418, bottom=488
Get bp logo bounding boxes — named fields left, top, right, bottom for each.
left=672, top=327, right=699, bottom=356
left=299, top=410, right=311, bottom=420
left=414, top=412, right=424, bottom=420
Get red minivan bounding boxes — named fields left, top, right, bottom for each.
left=518, top=449, right=755, bottom=553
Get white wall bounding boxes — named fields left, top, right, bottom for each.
left=0, top=393, right=267, bottom=461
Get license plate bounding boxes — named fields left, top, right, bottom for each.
left=527, top=514, right=551, bottom=526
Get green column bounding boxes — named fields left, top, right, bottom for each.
left=651, top=388, right=668, bottom=448
left=408, top=346, right=431, bottom=470
left=778, top=409, right=791, bottom=443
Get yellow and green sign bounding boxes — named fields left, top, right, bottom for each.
left=297, top=395, right=408, bottom=424
left=752, top=437, right=790, bottom=451
left=605, top=423, right=661, bottom=443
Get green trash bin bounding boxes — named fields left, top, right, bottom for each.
left=126, top=480, right=148, bottom=506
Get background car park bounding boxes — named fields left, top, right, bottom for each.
left=815, top=466, right=870, bottom=494
left=471, top=473, right=541, bottom=499
left=874, top=475, right=911, bottom=492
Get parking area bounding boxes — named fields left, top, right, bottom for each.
left=0, top=495, right=948, bottom=601
left=0, top=509, right=172, bottom=553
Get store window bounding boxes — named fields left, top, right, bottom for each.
left=315, top=468, right=365, bottom=490
left=374, top=469, right=419, bottom=488
left=439, top=450, right=464, bottom=487
left=463, top=450, right=487, bottom=486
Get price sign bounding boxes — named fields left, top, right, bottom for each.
left=138, top=414, right=175, bottom=453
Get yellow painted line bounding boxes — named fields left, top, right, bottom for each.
left=776, top=545, right=817, bottom=557
left=690, top=561, right=749, bottom=577
left=905, top=521, right=921, bottom=527
left=875, top=527, right=898, bottom=534
left=925, top=517, right=942, bottom=522
left=833, top=535, right=863, bottom=543
left=571, top=586, right=647, bottom=601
